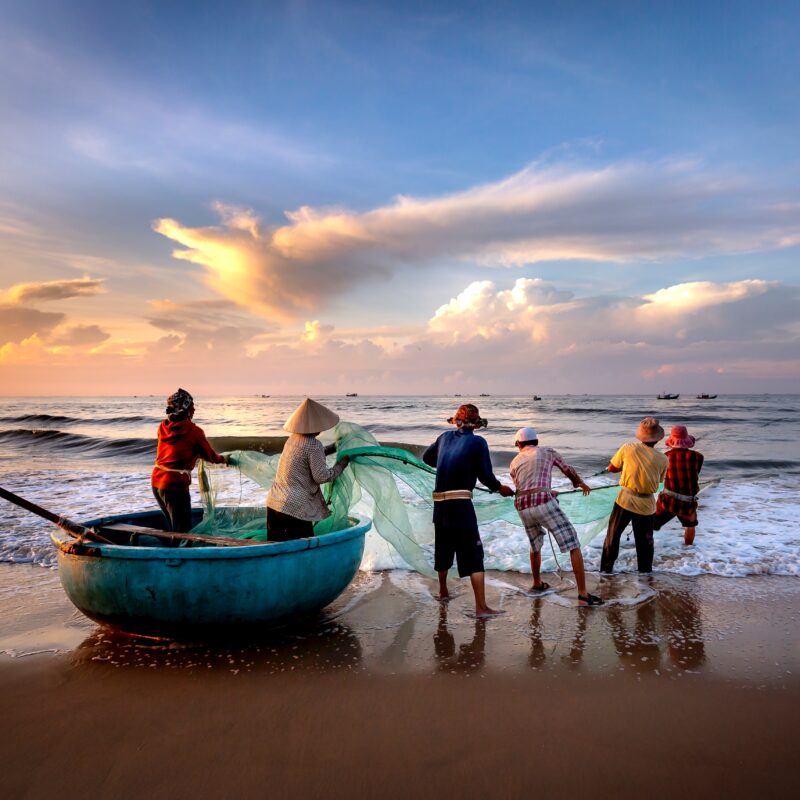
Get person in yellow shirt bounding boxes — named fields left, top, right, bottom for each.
left=600, top=417, right=668, bottom=574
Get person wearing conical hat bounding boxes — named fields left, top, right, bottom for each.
left=266, top=398, right=350, bottom=542
left=654, top=425, right=704, bottom=546
left=422, top=403, right=514, bottom=618
left=151, top=389, right=227, bottom=536
left=600, top=417, right=668, bottom=574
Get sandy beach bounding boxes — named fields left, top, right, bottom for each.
left=1, top=564, right=798, bottom=799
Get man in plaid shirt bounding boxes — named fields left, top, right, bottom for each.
left=510, top=427, right=603, bottom=606
left=654, top=425, right=704, bottom=545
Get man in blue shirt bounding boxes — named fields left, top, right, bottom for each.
left=423, top=404, right=514, bottom=617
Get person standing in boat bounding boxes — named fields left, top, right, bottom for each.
left=423, top=403, right=514, bottom=618
left=151, top=388, right=226, bottom=535
left=654, top=425, right=704, bottom=546
left=266, top=398, right=350, bottom=542
left=600, top=417, right=668, bottom=574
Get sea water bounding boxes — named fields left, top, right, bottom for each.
left=0, top=394, right=797, bottom=577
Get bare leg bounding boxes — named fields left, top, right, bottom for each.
left=529, top=549, right=542, bottom=592
left=437, top=570, right=450, bottom=600
left=570, top=548, right=588, bottom=597
left=470, top=571, right=504, bottom=618
left=684, top=527, right=696, bottom=546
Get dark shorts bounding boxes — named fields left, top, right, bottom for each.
left=267, top=507, right=314, bottom=542
left=655, top=493, right=698, bottom=528
left=654, top=508, right=698, bottom=529
left=433, top=500, right=485, bottom=577
left=152, top=486, right=192, bottom=539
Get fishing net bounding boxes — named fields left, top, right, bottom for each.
left=195, top=421, right=711, bottom=576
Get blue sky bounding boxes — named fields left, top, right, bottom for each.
left=0, top=0, right=798, bottom=393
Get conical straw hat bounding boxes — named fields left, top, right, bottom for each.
left=283, top=397, right=340, bottom=434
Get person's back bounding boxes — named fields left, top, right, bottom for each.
left=613, top=440, right=668, bottom=514
left=664, top=448, right=704, bottom=497
left=268, top=433, right=334, bottom=520
left=427, top=428, right=499, bottom=493
left=509, top=445, right=572, bottom=509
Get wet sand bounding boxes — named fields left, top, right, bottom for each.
left=1, top=565, right=798, bottom=798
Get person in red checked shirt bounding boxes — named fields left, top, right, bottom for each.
left=654, top=425, right=704, bottom=546
left=151, top=388, right=226, bottom=535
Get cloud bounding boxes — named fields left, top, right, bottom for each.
left=154, top=160, right=800, bottom=320
left=0, top=306, right=65, bottom=343
left=51, top=324, right=110, bottom=347
left=428, top=277, right=797, bottom=347
left=2, top=276, right=104, bottom=304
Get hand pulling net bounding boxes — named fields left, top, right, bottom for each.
left=196, top=422, right=713, bottom=576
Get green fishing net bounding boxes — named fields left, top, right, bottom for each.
left=195, top=421, right=645, bottom=575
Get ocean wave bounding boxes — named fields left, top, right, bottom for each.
left=0, top=413, right=158, bottom=426
left=0, top=428, right=155, bottom=459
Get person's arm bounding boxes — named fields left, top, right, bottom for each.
left=308, top=441, right=346, bottom=485
left=608, top=445, right=625, bottom=474
left=422, top=437, right=440, bottom=468
left=194, top=427, right=226, bottom=465
left=554, top=451, right=591, bottom=495
left=696, top=452, right=704, bottom=475
left=476, top=439, right=508, bottom=494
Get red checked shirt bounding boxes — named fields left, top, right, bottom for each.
left=510, top=446, right=581, bottom=510
left=658, top=448, right=704, bottom=517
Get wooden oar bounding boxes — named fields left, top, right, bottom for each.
left=0, top=485, right=258, bottom=548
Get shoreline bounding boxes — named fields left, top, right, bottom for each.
left=1, top=565, right=798, bottom=797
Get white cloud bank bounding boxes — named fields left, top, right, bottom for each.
left=154, top=160, right=800, bottom=320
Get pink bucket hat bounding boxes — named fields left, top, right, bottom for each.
left=665, top=424, right=695, bottom=449
left=636, top=416, right=665, bottom=443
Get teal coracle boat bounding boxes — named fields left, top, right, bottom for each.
left=51, top=509, right=371, bottom=636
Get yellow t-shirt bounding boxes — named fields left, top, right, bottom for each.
left=611, top=441, right=668, bottom=515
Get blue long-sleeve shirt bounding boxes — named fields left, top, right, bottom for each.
left=423, top=428, right=502, bottom=494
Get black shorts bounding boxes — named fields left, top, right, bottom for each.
left=654, top=509, right=698, bottom=530
left=433, top=500, right=485, bottom=577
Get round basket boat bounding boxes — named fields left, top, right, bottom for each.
left=51, top=509, right=371, bottom=636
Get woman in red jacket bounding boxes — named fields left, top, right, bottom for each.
left=151, top=388, right=226, bottom=534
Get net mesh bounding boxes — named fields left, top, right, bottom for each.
left=195, top=421, right=710, bottom=575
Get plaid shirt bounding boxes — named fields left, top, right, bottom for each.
left=267, top=434, right=346, bottom=522
left=510, top=446, right=581, bottom=510
left=658, top=448, right=704, bottom=517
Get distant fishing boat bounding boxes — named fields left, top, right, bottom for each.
left=479, top=393, right=490, bottom=397
left=657, top=393, right=680, bottom=399
left=345, top=393, right=358, bottom=397
left=532, top=395, right=542, bottom=401
left=696, top=393, right=718, bottom=399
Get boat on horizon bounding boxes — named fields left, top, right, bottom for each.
left=345, top=392, right=358, bottom=397
left=532, top=395, right=542, bottom=401
left=696, top=393, right=718, bottom=399
left=657, top=393, right=680, bottom=400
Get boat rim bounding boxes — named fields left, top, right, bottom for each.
left=50, top=512, right=372, bottom=560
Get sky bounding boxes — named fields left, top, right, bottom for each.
left=0, top=0, right=798, bottom=395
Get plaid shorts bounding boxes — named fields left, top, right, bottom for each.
left=517, top=498, right=580, bottom=554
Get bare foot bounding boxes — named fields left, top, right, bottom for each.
left=475, top=606, right=506, bottom=618
left=437, top=592, right=452, bottom=602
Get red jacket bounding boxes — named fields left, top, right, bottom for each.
left=151, top=419, right=224, bottom=490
